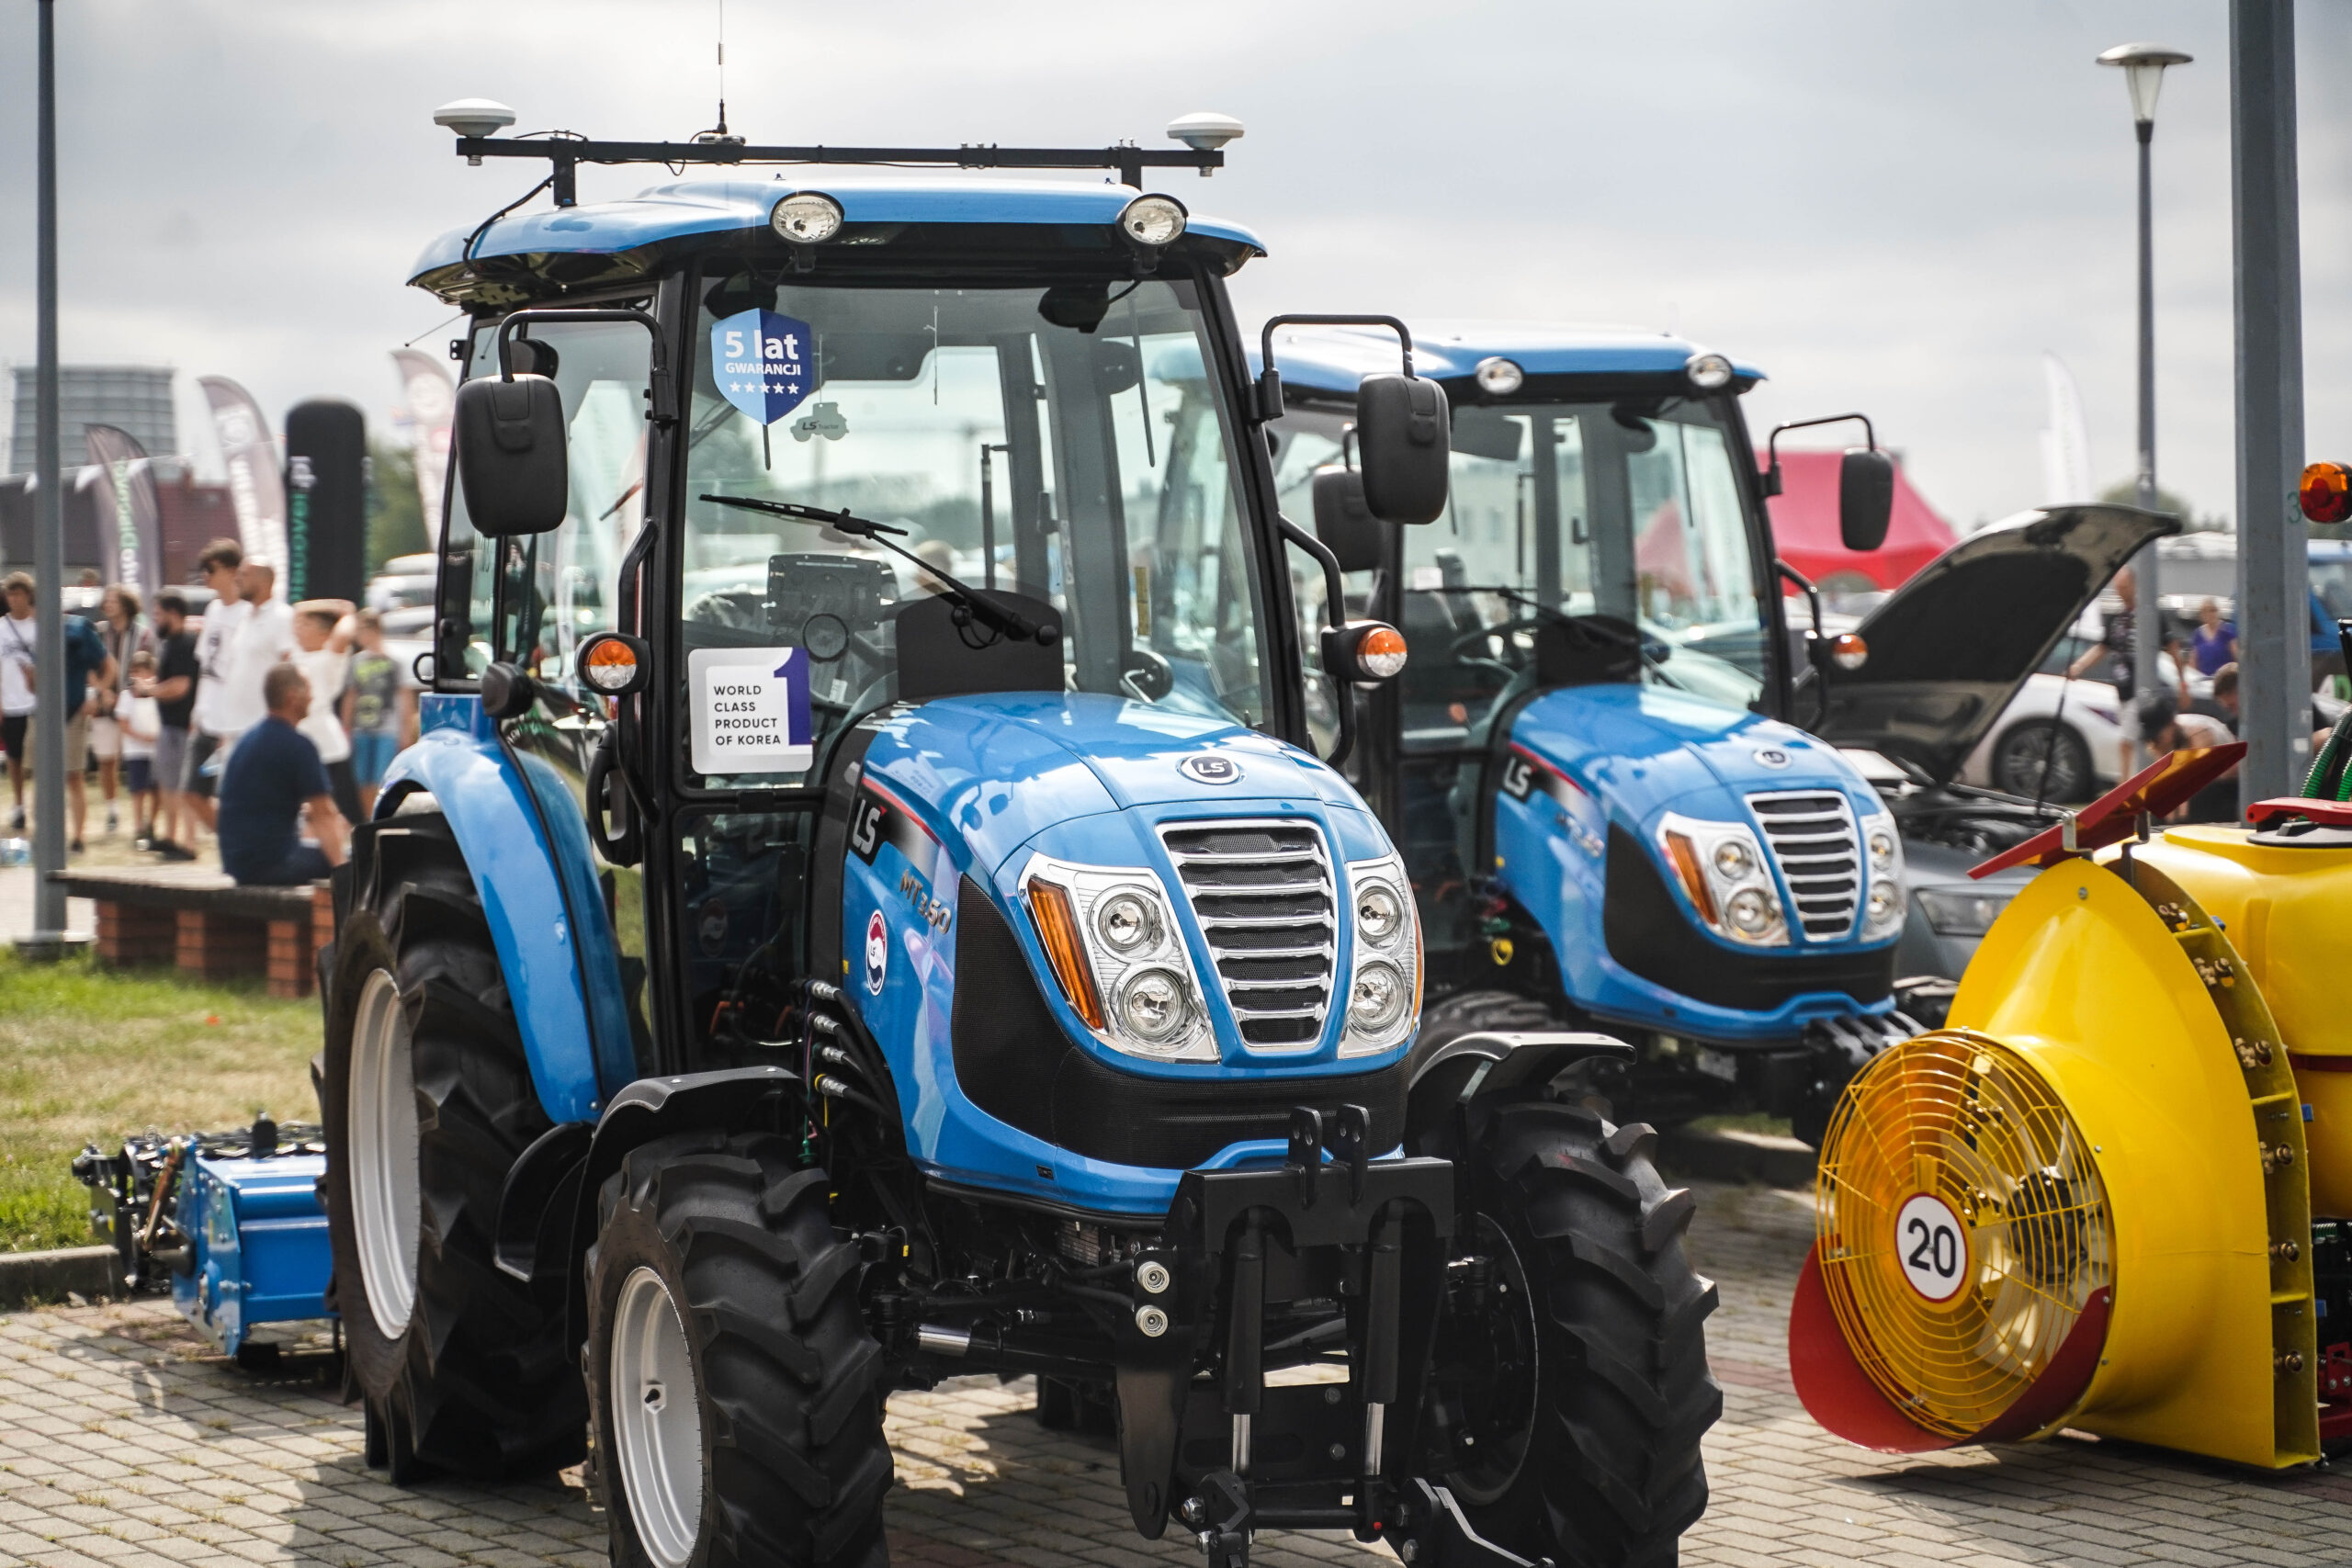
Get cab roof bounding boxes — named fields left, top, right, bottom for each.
left=409, top=173, right=1268, bottom=306
left=1264, top=321, right=1766, bottom=395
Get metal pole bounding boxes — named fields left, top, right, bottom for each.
left=2231, top=0, right=2305, bottom=808
left=28, top=0, right=67, bottom=945
left=2132, top=118, right=2162, bottom=706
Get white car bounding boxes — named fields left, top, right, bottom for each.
left=1962, top=638, right=2211, bottom=802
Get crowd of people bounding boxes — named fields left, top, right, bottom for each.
left=0, top=538, right=417, bottom=885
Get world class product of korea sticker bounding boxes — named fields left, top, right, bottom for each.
left=711, top=308, right=819, bottom=424
left=688, top=646, right=813, bottom=775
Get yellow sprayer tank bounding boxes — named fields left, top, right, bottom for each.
left=1791, top=758, right=2352, bottom=1468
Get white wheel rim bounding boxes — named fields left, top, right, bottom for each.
left=611, top=1266, right=705, bottom=1568
left=348, top=968, right=420, bottom=1339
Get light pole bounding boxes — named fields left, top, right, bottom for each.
left=2097, top=41, right=2191, bottom=729
left=25, top=0, right=67, bottom=952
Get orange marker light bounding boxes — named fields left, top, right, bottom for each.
left=1357, top=625, right=1408, bottom=679
left=1026, top=877, right=1105, bottom=1031
left=1830, top=632, right=1870, bottom=671
left=2301, top=461, right=2352, bottom=525
left=582, top=637, right=640, bottom=693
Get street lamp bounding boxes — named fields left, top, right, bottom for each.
left=2097, top=41, right=2191, bottom=724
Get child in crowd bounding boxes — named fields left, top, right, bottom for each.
left=116, top=649, right=161, bottom=847
left=344, top=610, right=417, bottom=817
left=291, top=602, right=360, bottom=823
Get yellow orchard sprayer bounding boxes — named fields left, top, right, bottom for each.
left=1788, top=742, right=2352, bottom=1467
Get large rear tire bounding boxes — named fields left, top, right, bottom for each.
left=322, top=814, right=586, bottom=1479
left=1422, top=1100, right=1721, bottom=1568
left=586, top=1131, right=893, bottom=1568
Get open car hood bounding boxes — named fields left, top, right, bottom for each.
left=1803, top=503, right=2178, bottom=784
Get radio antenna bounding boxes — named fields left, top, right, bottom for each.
left=715, top=0, right=728, bottom=138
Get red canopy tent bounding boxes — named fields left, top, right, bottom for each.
left=1758, top=449, right=1955, bottom=593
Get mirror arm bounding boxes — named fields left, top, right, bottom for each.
left=1253, top=314, right=1419, bottom=424
left=1775, top=558, right=1833, bottom=727
left=1280, top=513, right=1360, bottom=770
left=494, top=307, right=677, bottom=424
left=1762, top=411, right=1878, bottom=499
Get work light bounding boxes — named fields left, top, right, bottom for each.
left=1475, top=357, right=1524, bottom=396
left=1685, top=352, right=1735, bottom=390
left=772, top=193, right=843, bottom=244
left=1117, top=195, right=1187, bottom=247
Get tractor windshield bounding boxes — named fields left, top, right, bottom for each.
left=1281, top=395, right=1770, bottom=729
left=680, top=269, right=1270, bottom=787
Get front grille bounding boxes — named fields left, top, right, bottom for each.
left=1749, top=791, right=1860, bottom=942
left=1159, top=819, right=1337, bottom=1049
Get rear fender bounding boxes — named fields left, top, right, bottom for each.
left=1404, top=1030, right=1634, bottom=1149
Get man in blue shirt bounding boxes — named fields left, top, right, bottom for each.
left=218, top=663, right=347, bottom=886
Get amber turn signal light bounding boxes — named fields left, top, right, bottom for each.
left=1026, top=876, right=1106, bottom=1032
left=1829, top=632, right=1869, bottom=671
left=1661, top=830, right=1719, bottom=926
left=2302, top=462, right=2352, bottom=525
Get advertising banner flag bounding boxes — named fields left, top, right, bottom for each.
left=82, top=424, right=162, bottom=603
left=390, top=349, right=456, bottom=537
left=197, top=376, right=288, bottom=570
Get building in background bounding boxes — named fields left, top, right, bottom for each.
left=6, top=366, right=176, bottom=477
left=0, top=458, right=233, bottom=585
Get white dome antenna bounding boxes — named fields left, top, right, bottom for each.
left=435, top=99, right=518, bottom=164
left=1166, top=111, right=1244, bottom=175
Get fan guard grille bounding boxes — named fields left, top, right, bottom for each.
left=1815, top=1029, right=2112, bottom=1438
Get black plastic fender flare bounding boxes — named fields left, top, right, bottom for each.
left=489, top=1066, right=802, bottom=1347
left=1403, top=1030, right=1633, bottom=1149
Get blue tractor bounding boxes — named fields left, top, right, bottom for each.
left=1263, top=324, right=2169, bottom=1144
left=320, top=121, right=1718, bottom=1568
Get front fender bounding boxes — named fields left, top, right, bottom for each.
left=379, top=694, right=615, bottom=1123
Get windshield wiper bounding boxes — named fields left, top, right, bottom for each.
left=697, top=495, right=1059, bottom=648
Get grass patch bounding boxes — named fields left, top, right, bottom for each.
left=0, top=950, right=319, bottom=1251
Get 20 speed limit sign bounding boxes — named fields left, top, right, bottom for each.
left=1894, top=1192, right=1970, bottom=1302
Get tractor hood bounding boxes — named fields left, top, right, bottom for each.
left=856, top=691, right=1383, bottom=878
left=1804, top=503, right=2178, bottom=784
left=1510, top=682, right=1871, bottom=829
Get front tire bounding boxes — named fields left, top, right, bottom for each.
left=586, top=1131, right=894, bottom=1568
left=322, top=815, right=585, bottom=1479
left=1421, top=1100, right=1722, bottom=1568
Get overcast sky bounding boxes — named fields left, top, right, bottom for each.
left=0, top=0, right=2346, bottom=530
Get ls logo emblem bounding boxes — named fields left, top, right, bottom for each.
left=1179, top=754, right=1241, bottom=785
left=864, top=909, right=889, bottom=995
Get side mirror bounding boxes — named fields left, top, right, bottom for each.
left=1838, top=447, right=1895, bottom=552
left=1355, top=372, right=1450, bottom=525
left=1310, top=465, right=1388, bottom=572
left=454, top=373, right=568, bottom=536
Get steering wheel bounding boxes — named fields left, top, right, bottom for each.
left=1121, top=648, right=1174, bottom=702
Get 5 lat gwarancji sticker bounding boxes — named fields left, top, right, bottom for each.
left=711, top=309, right=818, bottom=424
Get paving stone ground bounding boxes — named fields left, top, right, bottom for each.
left=6, top=1179, right=2351, bottom=1567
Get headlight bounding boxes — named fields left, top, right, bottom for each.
left=1348, top=962, right=1408, bottom=1033
left=1915, top=886, right=2013, bottom=938
left=1021, top=854, right=1212, bottom=1060
left=1475, top=356, right=1524, bottom=396
left=771, top=192, right=843, bottom=244
left=1860, top=810, right=1905, bottom=941
left=1658, top=813, right=1785, bottom=947
left=1117, top=969, right=1192, bottom=1043
left=1117, top=194, right=1187, bottom=247
left=1095, top=888, right=1160, bottom=953
left=1340, top=855, right=1419, bottom=1055
left=1684, top=351, right=1735, bottom=390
